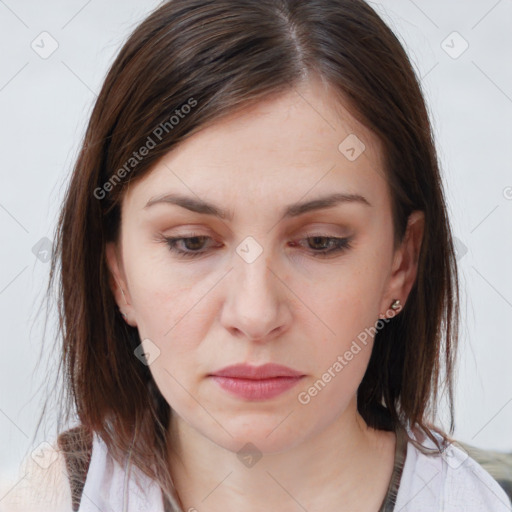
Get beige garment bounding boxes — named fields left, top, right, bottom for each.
left=0, top=441, right=72, bottom=512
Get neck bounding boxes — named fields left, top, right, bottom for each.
left=167, top=399, right=396, bottom=512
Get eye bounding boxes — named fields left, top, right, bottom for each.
left=291, top=234, right=353, bottom=258
left=164, top=235, right=218, bottom=259
left=162, top=233, right=353, bottom=260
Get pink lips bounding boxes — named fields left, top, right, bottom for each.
left=209, top=363, right=305, bottom=400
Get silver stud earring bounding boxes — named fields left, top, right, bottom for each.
left=390, top=299, right=401, bottom=310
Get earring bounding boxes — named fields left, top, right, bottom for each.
left=390, top=299, right=401, bottom=310
left=379, top=299, right=402, bottom=319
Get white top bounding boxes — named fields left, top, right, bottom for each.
left=1, top=427, right=511, bottom=512
left=395, top=429, right=512, bottom=511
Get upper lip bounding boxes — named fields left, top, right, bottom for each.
left=209, top=363, right=304, bottom=379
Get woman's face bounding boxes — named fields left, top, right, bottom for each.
left=107, top=78, right=423, bottom=454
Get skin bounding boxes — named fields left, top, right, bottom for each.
left=106, top=76, right=424, bottom=511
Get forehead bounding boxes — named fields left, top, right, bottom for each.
left=123, top=78, right=390, bottom=215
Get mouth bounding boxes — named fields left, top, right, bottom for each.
left=208, top=363, right=305, bottom=400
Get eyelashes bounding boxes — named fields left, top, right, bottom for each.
left=291, top=234, right=353, bottom=256
left=162, top=233, right=353, bottom=260
left=164, top=235, right=214, bottom=258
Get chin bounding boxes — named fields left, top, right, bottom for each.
left=203, top=412, right=312, bottom=455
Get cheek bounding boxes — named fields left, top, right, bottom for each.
left=296, top=281, right=378, bottom=413
left=122, top=244, right=195, bottom=333
left=127, top=269, right=213, bottom=367
left=131, top=282, right=179, bottom=339
left=296, top=254, right=387, bottom=386
left=312, top=264, right=384, bottom=338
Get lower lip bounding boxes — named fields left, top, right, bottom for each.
left=210, top=376, right=304, bottom=400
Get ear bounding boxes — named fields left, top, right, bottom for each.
left=379, top=210, right=425, bottom=319
left=105, top=241, right=138, bottom=327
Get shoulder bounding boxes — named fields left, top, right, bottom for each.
left=0, top=425, right=93, bottom=512
left=441, top=443, right=512, bottom=510
left=395, top=426, right=512, bottom=511
left=0, top=438, right=72, bottom=512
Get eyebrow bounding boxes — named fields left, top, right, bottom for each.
left=144, top=192, right=372, bottom=220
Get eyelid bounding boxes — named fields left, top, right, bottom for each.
left=301, top=229, right=349, bottom=238
left=291, top=220, right=351, bottom=235
left=161, top=233, right=353, bottom=260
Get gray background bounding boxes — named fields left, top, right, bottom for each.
left=1, top=0, right=511, bottom=490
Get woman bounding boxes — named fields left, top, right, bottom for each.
left=4, top=0, right=511, bottom=511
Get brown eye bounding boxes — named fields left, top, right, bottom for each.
left=164, top=235, right=216, bottom=258
left=291, top=234, right=353, bottom=258
left=307, top=236, right=333, bottom=251
left=181, top=236, right=208, bottom=251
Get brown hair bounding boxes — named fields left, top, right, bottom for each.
left=43, top=0, right=459, bottom=502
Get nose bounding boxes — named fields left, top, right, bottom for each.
left=219, top=246, right=292, bottom=342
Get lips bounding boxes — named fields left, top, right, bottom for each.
left=208, top=363, right=305, bottom=400
left=209, top=363, right=304, bottom=379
